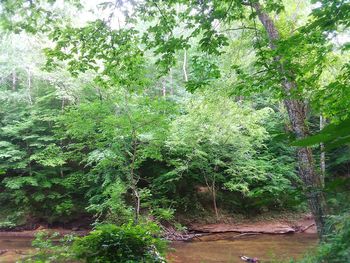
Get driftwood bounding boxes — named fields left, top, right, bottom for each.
left=300, top=223, right=316, bottom=233
left=161, top=225, right=210, bottom=241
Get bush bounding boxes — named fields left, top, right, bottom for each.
left=297, top=213, right=350, bottom=263
left=316, top=213, right=350, bottom=262
left=72, top=222, right=167, bottom=263
left=24, top=231, right=76, bottom=262
left=0, top=221, right=16, bottom=229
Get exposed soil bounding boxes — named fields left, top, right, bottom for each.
left=0, top=213, right=316, bottom=242
left=162, top=213, right=317, bottom=241
left=188, top=213, right=317, bottom=236
left=0, top=213, right=317, bottom=262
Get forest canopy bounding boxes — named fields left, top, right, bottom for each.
left=0, top=0, right=349, bottom=262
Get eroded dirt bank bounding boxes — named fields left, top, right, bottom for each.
left=0, top=213, right=316, bottom=240
left=0, top=214, right=317, bottom=262
left=189, top=217, right=316, bottom=235
left=162, top=213, right=317, bottom=241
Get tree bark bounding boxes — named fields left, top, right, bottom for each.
left=212, top=181, right=219, bottom=221
left=170, top=68, right=174, bottom=96
left=162, top=78, right=166, bottom=97
left=204, top=173, right=219, bottom=221
left=320, top=115, right=326, bottom=187
left=124, top=94, right=141, bottom=224
left=183, top=49, right=188, bottom=82
left=130, top=130, right=141, bottom=223
left=12, top=69, right=16, bottom=91
left=27, top=67, right=33, bottom=105
left=252, top=2, right=328, bottom=237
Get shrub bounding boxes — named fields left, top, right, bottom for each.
left=72, top=222, right=167, bottom=263
left=0, top=221, right=16, bottom=229
left=24, top=231, right=76, bottom=262
left=316, top=213, right=350, bottom=262
left=297, top=213, right=350, bottom=263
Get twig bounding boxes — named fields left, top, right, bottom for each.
left=220, top=27, right=256, bottom=33
left=300, top=223, right=315, bottom=232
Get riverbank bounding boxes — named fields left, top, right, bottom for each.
left=0, top=213, right=316, bottom=240
left=189, top=215, right=316, bottom=235
left=163, top=212, right=316, bottom=241
left=0, top=213, right=318, bottom=262
left=0, top=233, right=318, bottom=263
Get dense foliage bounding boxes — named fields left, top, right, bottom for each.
left=0, top=31, right=305, bottom=226
left=73, top=223, right=167, bottom=263
left=25, top=223, right=166, bottom=263
left=0, top=0, right=349, bottom=262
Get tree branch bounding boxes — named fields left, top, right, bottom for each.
left=220, top=26, right=257, bottom=33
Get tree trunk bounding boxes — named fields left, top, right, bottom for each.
left=162, top=78, right=166, bottom=97
left=12, top=69, right=16, bottom=91
left=252, top=2, right=328, bottom=237
left=204, top=173, right=219, bottom=221
left=170, top=68, right=174, bottom=96
left=212, top=182, right=219, bottom=221
left=130, top=131, right=140, bottom=223
left=27, top=67, right=33, bottom=105
left=320, top=115, right=326, bottom=187
left=183, top=49, right=188, bottom=82
left=124, top=95, right=141, bottom=224
left=132, top=187, right=141, bottom=223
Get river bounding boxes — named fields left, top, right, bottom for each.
left=0, top=233, right=317, bottom=262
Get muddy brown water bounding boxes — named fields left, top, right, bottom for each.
left=0, top=237, right=33, bottom=262
left=0, top=233, right=317, bottom=263
left=168, top=233, right=318, bottom=263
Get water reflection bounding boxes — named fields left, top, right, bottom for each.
left=168, top=233, right=318, bottom=263
left=0, top=233, right=317, bottom=263
left=0, top=237, right=33, bottom=262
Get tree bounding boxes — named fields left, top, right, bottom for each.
left=136, top=0, right=349, bottom=237
left=59, top=89, right=175, bottom=223
left=166, top=95, right=270, bottom=219
left=0, top=33, right=89, bottom=223
left=160, top=91, right=300, bottom=218
left=1, top=0, right=348, bottom=238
